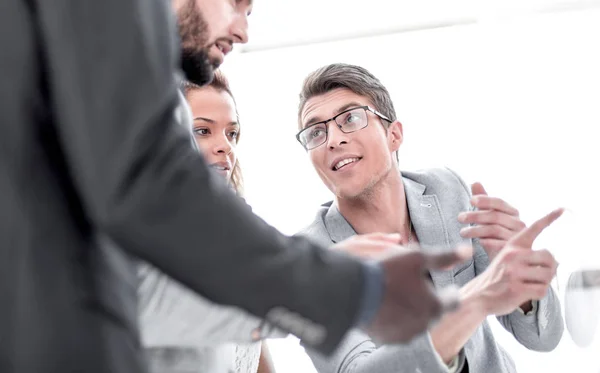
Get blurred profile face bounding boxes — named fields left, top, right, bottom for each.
left=174, top=0, right=252, bottom=84
left=186, top=87, right=239, bottom=181
left=300, top=88, right=402, bottom=199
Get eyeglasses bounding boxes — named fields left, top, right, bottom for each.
left=296, top=105, right=392, bottom=150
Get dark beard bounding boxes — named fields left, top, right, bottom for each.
left=177, top=0, right=218, bottom=86
left=181, top=48, right=214, bottom=86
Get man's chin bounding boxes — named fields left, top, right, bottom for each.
left=181, top=50, right=215, bottom=86
left=207, top=51, right=224, bottom=69
left=334, top=186, right=364, bottom=200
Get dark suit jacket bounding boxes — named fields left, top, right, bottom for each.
left=0, top=1, right=364, bottom=372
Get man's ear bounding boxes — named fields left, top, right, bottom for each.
left=387, top=120, right=404, bottom=152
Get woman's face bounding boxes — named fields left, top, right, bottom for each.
left=186, top=87, right=239, bottom=182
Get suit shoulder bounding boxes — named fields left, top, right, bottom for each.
left=403, top=167, right=470, bottom=197
left=295, top=203, right=334, bottom=247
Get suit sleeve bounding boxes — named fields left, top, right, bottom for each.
left=447, top=169, right=564, bottom=352
left=305, top=330, right=464, bottom=373
left=33, top=0, right=364, bottom=354
left=474, top=240, right=564, bottom=352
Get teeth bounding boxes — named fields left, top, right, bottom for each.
left=212, top=166, right=227, bottom=171
left=334, top=158, right=360, bottom=170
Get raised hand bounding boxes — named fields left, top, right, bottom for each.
left=459, top=182, right=526, bottom=261
left=461, top=208, right=563, bottom=316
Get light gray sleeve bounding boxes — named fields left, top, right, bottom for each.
left=473, top=241, right=564, bottom=352
left=450, top=169, right=564, bottom=352
left=305, top=330, right=464, bottom=373
left=138, top=262, right=288, bottom=347
left=494, top=287, right=564, bottom=352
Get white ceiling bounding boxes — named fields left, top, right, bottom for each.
left=241, top=0, right=600, bottom=52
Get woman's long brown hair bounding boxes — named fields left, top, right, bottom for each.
left=182, top=72, right=244, bottom=195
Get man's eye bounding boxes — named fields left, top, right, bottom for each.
left=310, top=128, right=324, bottom=138
left=346, top=114, right=360, bottom=123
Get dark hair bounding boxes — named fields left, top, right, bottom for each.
left=297, top=63, right=397, bottom=131
left=183, top=71, right=244, bottom=195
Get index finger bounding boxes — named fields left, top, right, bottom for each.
left=471, top=182, right=488, bottom=196
left=510, top=208, right=564, bottom=248
left=471, top=195, right=519, bottom=216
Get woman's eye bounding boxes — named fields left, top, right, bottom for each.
left=194, top=128, right=210, bottom=136
left=228, top=130, right=239, bottom=140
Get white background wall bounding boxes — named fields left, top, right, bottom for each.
left=221, top=6, right=600, bottom=372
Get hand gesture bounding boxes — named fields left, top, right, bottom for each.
left=463, top=208, right=563, bottom=316
left=459, top=182, right=526, bottom=261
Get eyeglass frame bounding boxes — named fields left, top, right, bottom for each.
left=296, top=105, right=393, bottom=150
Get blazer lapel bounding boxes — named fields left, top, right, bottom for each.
left=323, top=177, right=455, bottom=288
left=404, top=177, right=455, bottom=288
left=324, top=203, right=356, bottom=243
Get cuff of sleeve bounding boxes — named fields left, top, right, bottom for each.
left=424, top=333, right=466, bottom=373
left=516, top=301, right=539, bottom=316
left=355, top=261, right=385, bottom=327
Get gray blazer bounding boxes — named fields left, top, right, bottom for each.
left=0, top=1, right=366, bottom=371
left=299, top=168, right=564, bottom=373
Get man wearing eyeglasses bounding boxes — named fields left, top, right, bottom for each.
left=295, top=63, right=565, bottom=373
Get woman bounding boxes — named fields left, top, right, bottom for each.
left=140, top=71, right=278, bottom=373
left=184, top=73, right=243, bottom=194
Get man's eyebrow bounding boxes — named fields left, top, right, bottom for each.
left=336, top=102, right=363, bottom=115
left=302, top=102, right=364, bottom=129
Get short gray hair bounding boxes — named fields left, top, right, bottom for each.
left=297, top=63, right=397, bottom=130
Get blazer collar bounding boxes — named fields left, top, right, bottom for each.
left=324, top=175, right=454, bottom=287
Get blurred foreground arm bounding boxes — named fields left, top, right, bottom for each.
left=35, top=0, right=469, bottom=354
left=35, top=0, right=365, bottom=353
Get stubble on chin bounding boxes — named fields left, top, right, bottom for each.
left=177, top=0, right=216, bottom=85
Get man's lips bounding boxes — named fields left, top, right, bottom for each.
left=215, top=40, right=233, bottom=56
left=330, top=156, right=362, bottom=171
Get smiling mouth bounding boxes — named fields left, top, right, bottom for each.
left=215, top=41, right=232, bottom=56
left=333, top=157, right=362, bottom=171
left=210, top=165, right=230, bottom=172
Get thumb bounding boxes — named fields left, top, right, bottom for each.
left=422, top=245, right=473, bottom=271
left=471, top=182, right=488, bottom=197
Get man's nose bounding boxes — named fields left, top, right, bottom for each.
left=230, top=13, right=249, bottom=44
left=326, top=122, right=349, bottom=149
